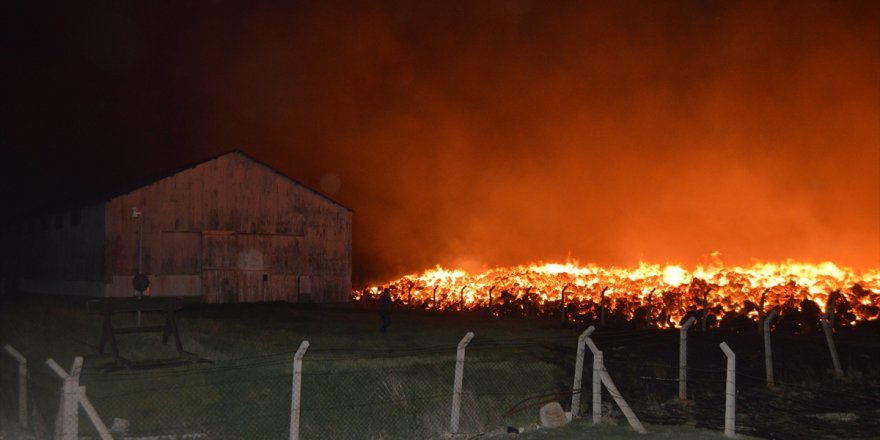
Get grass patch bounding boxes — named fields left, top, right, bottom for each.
left=2, top=297, right=591, bottom=439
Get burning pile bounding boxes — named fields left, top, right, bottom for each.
left=353, top=261, right=880, bottom=329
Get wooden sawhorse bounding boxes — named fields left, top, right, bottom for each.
left=96, top=297, right=185, bottom=367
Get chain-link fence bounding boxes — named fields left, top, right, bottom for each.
left=3, top=324, right=879, bottom=440
left=80, top=354, right=294, bottom=439
left=0, top=336, right=580, bottom=440
left=300, top=349, right=455, bottom=439
left=459, top=338, right=575, bottom=435
left=1, top=347, right=64, bottom=440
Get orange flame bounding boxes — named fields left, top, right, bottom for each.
left=353, top=260, right=880, bottom=329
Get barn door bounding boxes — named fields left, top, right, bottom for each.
left=239, top=270, right=270, bottom=302
left=202, top=231, right=238, bottom=303
left=235, top=235, right=272, bottom=302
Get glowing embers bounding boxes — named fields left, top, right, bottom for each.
left=353, top=261, right=880, bottom=328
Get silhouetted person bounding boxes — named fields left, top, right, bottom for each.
left=379, top=288, right=392, bottom=332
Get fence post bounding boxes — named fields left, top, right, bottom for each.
left=822, top=293, right=844, bottom=379
left=584, top=335, right=647, bottom=433
left=46, top=357, right=82, bottom=440
left=77, top=386, right=113, bottom=440
left=763, top=310, right=778, bottom=387
left=3, top=344, right=28, bottom=428
left=592, top=351, right=603, bottom=425
left=719, top=342, right=736, bottom=438
left=757, top=288, right=769, bottom=335
left=598, top=366, right=647, bottom=434
left=583, top=337, right=602, bottom=424
left=570, top=326, right=595, bottom=418
left=702, top=289, right=710, bottom=332
left=45, top=357, right=113, bottom=440
left=450, top=332, right=474, bottom=435
left=560, top=284, right=569, bottom=325
left=678, top=316, right=696, bottom=400
left=289, top=341, right=310, bottom=440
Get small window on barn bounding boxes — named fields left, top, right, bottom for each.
left=40, top=217, right=48, bottom=232
left=71, top=209, right=81, bottom=226
left=54, top=214, right=64, bottom=229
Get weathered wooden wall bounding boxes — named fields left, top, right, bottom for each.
left=104, top=152, right=352, bottom=303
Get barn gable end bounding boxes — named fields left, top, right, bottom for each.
left=2, top=151, right=352, bottom=304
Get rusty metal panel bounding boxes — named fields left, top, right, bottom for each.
left=239, top=270, right=269, bottom=302
left=271, top=274, right=298, bottom=302
left=202, top=231, right=236, bottom=269
left=202, top=269, right=238, bottom=304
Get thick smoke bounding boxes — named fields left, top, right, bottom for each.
left=5, top=1, right=879, bottom=283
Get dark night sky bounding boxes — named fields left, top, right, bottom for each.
left=2, top=0, right=879, bottom=283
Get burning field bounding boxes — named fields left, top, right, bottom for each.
left=354, top=260, right=880, bottom=330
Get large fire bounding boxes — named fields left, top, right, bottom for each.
left=353, top=260, right=880, bottom=329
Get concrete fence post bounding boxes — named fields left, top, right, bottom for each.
left=584, top=335, right=646, bottom=433
left=592, top=351, right=603, bottom=424
left=719, top=342, right=736, bottom=438
left=450, top=332, right=474, bottom=435
left=598, top=366, right=647, bottom=434
left=46, top=357, right=82, bottom=440
left=570, top=326, right=595, bottom=418
left=77, top=386, right=113, bottom=440
left=560, top=284, right=571, bottom=325
left=46, top=357, right=112, bottom=440
left=702, top=289, right=710, bottom=332
left=822, top=293, right=844, bottom=379
left=763, top=310, right=778, bottom=387
left=289, top=341, right=310, bottom=440
left=757, top=288, right=769, bottom=335
left=3, top=344, right=28, bottom=428
left=584, top=337, right=602, bottom=424
left=678, top=316, right=697, bottom=401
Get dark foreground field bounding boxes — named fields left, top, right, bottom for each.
left=1, top=294, right=878, bottom=439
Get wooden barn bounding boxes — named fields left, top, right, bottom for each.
left=0, top=151, right=352, bottom=303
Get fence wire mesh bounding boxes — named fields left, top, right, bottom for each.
left=79, top=354, right=293, bottom=439
left=459, top=340, right=575, bottom=435
left=3, top=320, right=880, bottom=440
left=300, top=350, right=455, bottom=439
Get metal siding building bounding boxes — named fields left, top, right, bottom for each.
left=1, top=151, right=352, bottom=303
